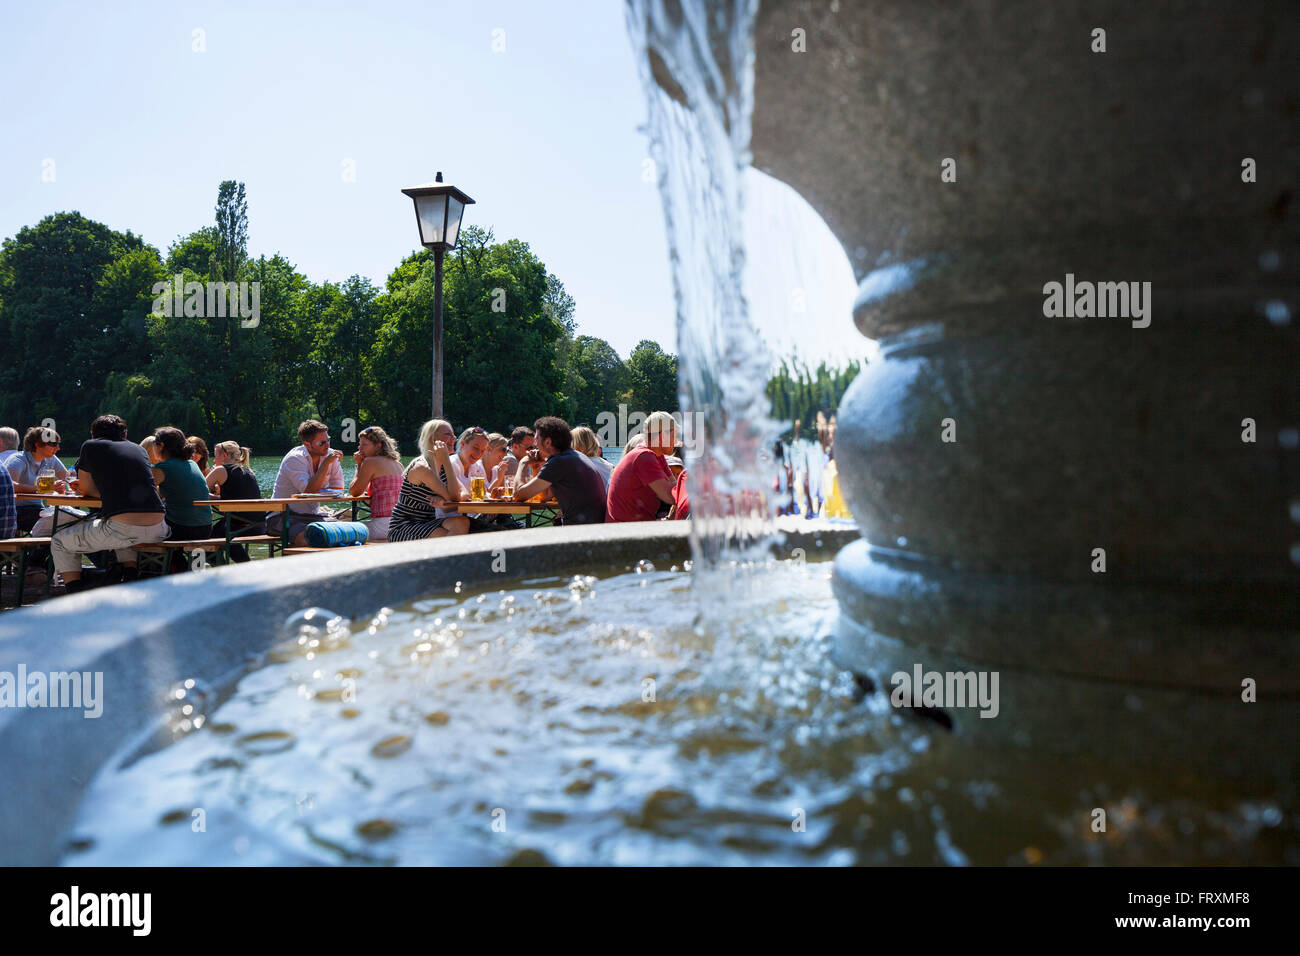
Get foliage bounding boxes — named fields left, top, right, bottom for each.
left=0, top=190, right=684, bottom=455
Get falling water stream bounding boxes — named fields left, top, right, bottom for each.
left=56, top=0, right=1294, bottom=865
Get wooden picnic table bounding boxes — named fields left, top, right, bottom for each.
left=201, top=495, right=371, bottom=549
left=451, top=497, right=562, bottom=527
left=14, top=493, right=103, bottom=536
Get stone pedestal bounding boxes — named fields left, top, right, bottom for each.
left=750, top=1, right=1298, bottom=778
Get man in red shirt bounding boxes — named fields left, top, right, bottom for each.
left=606, top=411, right=678, bottom=522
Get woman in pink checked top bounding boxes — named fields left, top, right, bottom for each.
left=349, top=426, right=404, bottom=541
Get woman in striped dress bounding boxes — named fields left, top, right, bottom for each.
left=349, top=426, right=405, bottom=541
left=387, top=419, right=470, bottom=542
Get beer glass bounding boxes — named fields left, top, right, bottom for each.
left=470, top=475, right=486, bottom=501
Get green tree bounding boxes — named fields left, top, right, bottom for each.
left=564, top=335, right=628, bottom=426
left=0, top=211, right=153, bottom=428
left=213, top=181, right=249, bottom=281
left=626, top=339, right=678, bottom=413
left=165, top=227, right=218, bottom=275
left=369, top=226, right=568, bottom=442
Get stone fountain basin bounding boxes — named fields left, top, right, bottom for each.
left=0, top=520, right=855, bottom=865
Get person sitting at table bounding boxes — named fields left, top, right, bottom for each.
left=0, top=426, right=20, bottom=468
left=6, top=425, right=70, bottom=533
left=512, top=416, right=607, bottom=525
left=152, top=428, right=214, bottom=555
left=188, top=436, right=211, bottom=476
left=140, top=435, right=162, bottom=465
left=570, top=425, right=613, bottom=492
left=0, top=461, right=15, bottom=540
left=388, top=419, right=468, bottom=541
left=504, top=426, right=537, bottom=485
left=53, top=414, right=168, bottom=593
left=267, top=419, right=346, bottom=548
left=482, top=432, right=511, bottom=496
left=349, top=426, right=403, bottom=541
left=207, top=440, right=263, bottom=562
left=668, top=461, right=690, bottom=520
left=606, top=412, right=678, bottom=523
left=449, top=426, right=517, bottom=532
left=206, top=441, right=260, bottom=499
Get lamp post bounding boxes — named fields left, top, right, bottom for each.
left=401, top=172, right=475, bottom=418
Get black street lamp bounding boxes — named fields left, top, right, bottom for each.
left=401, top=172, right=475, bottom=418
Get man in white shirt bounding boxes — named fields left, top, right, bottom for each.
left=268, top=419, right=345, bottom=547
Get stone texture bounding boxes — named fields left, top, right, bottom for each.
left=748, top=0, right=1298, bottom=775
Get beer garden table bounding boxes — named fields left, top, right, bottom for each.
left=450, top=497, right=562, bottom=528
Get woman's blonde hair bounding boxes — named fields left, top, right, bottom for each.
left=359, top=426, right=400, bottom=460
left=417, top=419, right=453, bottom=464
left=623, top=432, right=646, bottom=456
left=486, top=432, right=508, bottom=451
left=571, top=425, right=602, bottom=458
left=215, top=440, right=251, bottom=467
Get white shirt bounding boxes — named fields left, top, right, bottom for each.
left=436, top=453, right=486, bottom=519
left=584, top=455, right=613, bottom=491
left=271, top=444, right=345, bottom=515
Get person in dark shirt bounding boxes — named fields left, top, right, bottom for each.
left=511, top=416, right=607, bottom=525
left=51, top=415, right=168, bottom=593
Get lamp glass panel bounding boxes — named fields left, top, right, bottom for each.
left=414, top=193, right=449, bottom=246
left=443, top=197, right=465, bottom=247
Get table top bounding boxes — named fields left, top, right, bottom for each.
left=202, top=495, right=370, bottom=512
left=451, top=498, right=560, bottom=514
left=15, top=493, right=102, bottom=508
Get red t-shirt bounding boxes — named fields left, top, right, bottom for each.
left=672, top=469, right=690, bottom=519
left=606, top=445, right=672, bottom=522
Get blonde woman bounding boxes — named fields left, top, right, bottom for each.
left=139, top=435, right=162, bottom=465
left=571, top=425, right=613, bottom=491
left=387, top=419, right=468, bottom=540
left=207, top=440, right=263, bottom=562
left=206, top=442, right=260, bottom=499
left=349, top=426, right=403, bottom=541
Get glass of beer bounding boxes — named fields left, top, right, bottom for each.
left=503, top=476, right=515, bottom=498
left=470, top=475, right=486, bottom=501
left=36, top=474, right=55, bottom=494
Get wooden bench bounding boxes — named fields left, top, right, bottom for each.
left=0, top=537, right=54, bottom=607
left=282, top=543, right=375, bottom=555
left=133, top=534, right=288, bottom=575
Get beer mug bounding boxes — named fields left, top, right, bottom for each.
left=36, top=474, right=55, bottom=494
left=503, top=476, right=515, bottom=497
left=470, top=475, right=486, bottom=501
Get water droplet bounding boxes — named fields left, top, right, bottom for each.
left=1263, top=300, right=1290, bottom=326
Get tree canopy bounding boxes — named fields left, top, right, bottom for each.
left=0, top=185, right=687, bottom=455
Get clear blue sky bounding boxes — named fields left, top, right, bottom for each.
left=0, top=0, right=679, bottom=359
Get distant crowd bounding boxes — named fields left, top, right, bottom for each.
left=0, top=410, right=690, bottom=595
